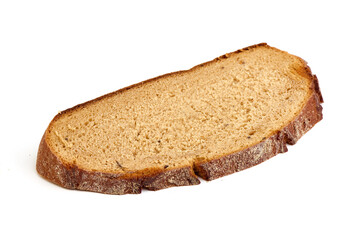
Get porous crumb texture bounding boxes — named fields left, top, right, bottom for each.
left=46, top=44, right=313, bottom=175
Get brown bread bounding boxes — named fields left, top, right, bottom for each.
left=36, top=43, right=323, bottom=194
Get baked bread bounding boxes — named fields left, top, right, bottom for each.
left=36, top=43, right=323, bottom=194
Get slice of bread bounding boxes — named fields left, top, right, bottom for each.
left=36, top=43, right=323, bottom=195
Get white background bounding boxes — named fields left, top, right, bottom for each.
left=1, top=1, right=359, bottom=239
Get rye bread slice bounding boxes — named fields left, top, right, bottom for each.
left=36, top=43, right=323, bottom=194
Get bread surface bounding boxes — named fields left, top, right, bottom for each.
left=37, top=43, right=323, bottom=194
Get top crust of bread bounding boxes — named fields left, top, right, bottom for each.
left=36, top=43, right=323, bottom=194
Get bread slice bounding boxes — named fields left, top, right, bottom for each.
left=36, top=43, right=323, bottom=194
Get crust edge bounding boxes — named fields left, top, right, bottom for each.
left=36, top=135, right=200, bottom=195
left=194, top=90, right=323, bottom=180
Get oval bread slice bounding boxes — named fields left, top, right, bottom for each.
left=37, top=43, right=323, bottom=194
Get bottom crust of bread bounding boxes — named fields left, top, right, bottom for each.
left=194, top=90, right=323, bottom=180
left=37, top=136, right=201, bottom=194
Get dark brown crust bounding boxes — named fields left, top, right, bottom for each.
left=36, top=43, right=323, bottom=194
left=194, top=91, right=323, bottom=180
left=37, top=135, right=200, bottom=194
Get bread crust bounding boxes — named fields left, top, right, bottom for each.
left=194, top=91, right=323, bottom=180
left=37, top=135, right=200, bottom=194
left=36, top=43, right=323, bottom=194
